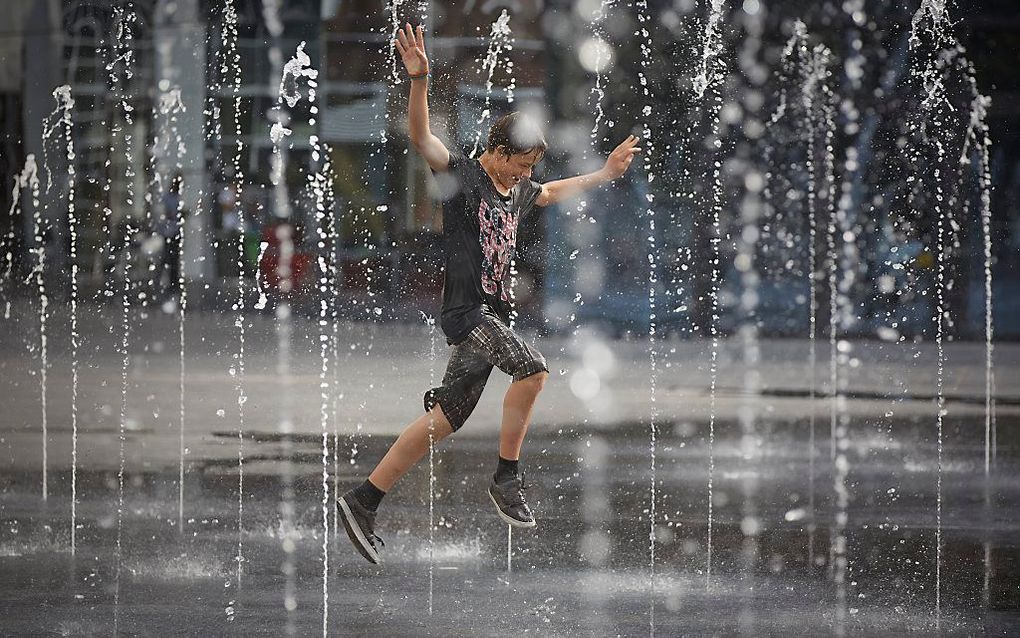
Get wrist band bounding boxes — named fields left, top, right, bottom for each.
left=409, top=71, right=430, bottom=81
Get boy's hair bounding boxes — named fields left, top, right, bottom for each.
left=487, top=112, right=547, bottom=158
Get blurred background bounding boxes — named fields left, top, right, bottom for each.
left=0, top=0, right=1016, bottom=340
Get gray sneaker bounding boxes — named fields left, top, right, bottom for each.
left=337, top=490, right=384, bottom=564
left=488, top=472, right=536, bottom=528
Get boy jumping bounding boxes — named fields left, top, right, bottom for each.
left=337, top=23, right=640, bottom=564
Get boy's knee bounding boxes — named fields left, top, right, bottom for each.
left=517, top=370, right=548, bottom=393
left=428, top=405, right=454, bottom=436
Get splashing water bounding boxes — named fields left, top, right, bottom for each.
left=330, top=200, right=341, bottom=544
left=110, top=7, right=139, bottom=632
left=114, top=217, right=133, bottom=638
left=274, top=246, right=297, bottom=638
left=734, top=10, right=766, bottom=630
left=977, top=124, right=995, bottom=473
left=0, top=173, right=17, bottom=318
left=564, top=0, right=614, bottom=332
left=29, top=242, right=49, bottom=500
left=33, top=86, right=74, bottom=505
left=770, top=21, right=836, bottom=571
left=321, top=155, right=341, bottom=568
left=149, top=76, right=191, bottom=542
left=922, top=46, right=989, bottom=632
left=932, top=144, right=948, bottom=633
left=695, top=0, right=728, bottom=589
left=910, top=0, right=950, bottom=55
left=149, top=81, right=189, bottom=537
left=211, top=0, right=248, bottom=596
left=176, top=210, right=188, bottom=537
left=10, top=157, right=43, bottom=497
left=330, top=346, right=340, bottom=542
left=634, top=1, right=659, bottom=631
left=317, top=242, right=331, bottom=638
left=815, top=83, right=838, bottom=487
left=149, top=88, right=184, bottom=196
left=803, top=42, right=834, bottom=572
left=305, top=67, right=334, bottom=635
left=825, top=86, right=850, bottom=638
left=831, top=342, right=851, bottom=634
left=422, top=311, right=438, bottom=615
left=254, top=241, right=270, bottom=310
left=693, top=0, right=726, bottom=100
left=39, top=86, right=72, bottom=196
left=470, top=10, right=514, bottom=158
left=2, top=156, right=35, bottom=294
left=58, top=85, right=80, bottom=555
left=588, top=1, right=613, bottom=139
left=387, top=1, right=408, bottom=84
left=957, top=59, right=995, bottom=483
left=822, top=79, right=840, bottom=600
left=414, top=20, right=435, bottom=600
left=263, top=9, right=307, bottom=628
left=370, top=0, right=402, bottom=156
left=908, top=3, right=966, bottom=626
left=280, top=45, right=317, bottom=109
left=828, top=5, right=869, bottom=631
left=962, top=76, right=996, bottom=605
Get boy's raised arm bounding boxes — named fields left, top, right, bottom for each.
left=396, top=23, right=451, bottom=172
left=535, top=135, right=641, bottom=207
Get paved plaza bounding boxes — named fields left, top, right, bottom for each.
left=1, top=302, right=1018, bottom=635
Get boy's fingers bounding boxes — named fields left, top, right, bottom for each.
left=396, top=28, right=409, bottom=48
left=416, top=24, right=425, bottom=48
left=394, top=39, right=406, bottom=55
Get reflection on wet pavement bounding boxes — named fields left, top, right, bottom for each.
left=2, top=414, right=1017, bottom=636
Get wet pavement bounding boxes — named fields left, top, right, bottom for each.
left=1, top=303, right=1019, bottom=635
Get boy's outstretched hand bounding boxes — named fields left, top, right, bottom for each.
left=395, top=23, right=429, bottom=77
left=602, top=135, right=642, bottom=180
left=535, top=135, right=642, bottom=206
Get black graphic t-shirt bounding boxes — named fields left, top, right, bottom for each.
left=432, top=148, right=543, bottom=343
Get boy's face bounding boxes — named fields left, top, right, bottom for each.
left=495, top=147, right=543, bottom=187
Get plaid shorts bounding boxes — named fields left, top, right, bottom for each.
left=423, top=306, right=548, bottom=431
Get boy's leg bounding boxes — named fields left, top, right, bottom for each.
left=463, top=309, right=548, bottom=528
left=487, top=370, right=547, bottom=528
left=368, top=405, right=454, bottom=491
left=487, top=371, right=546, bottom=526
left=338, top=405, right=456, bottom=565
left=499, top=371, right=549, bottom=461
left=366, top=339, right=492, bottom=494
left=337, top=340, right=492, bottom=564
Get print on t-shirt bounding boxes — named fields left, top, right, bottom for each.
left=430, top=148, right=541, bottom=343
left=477, top=198, right=519, bottom=302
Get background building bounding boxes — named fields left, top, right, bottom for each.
left=1, top=0, right=1017, bottom=338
